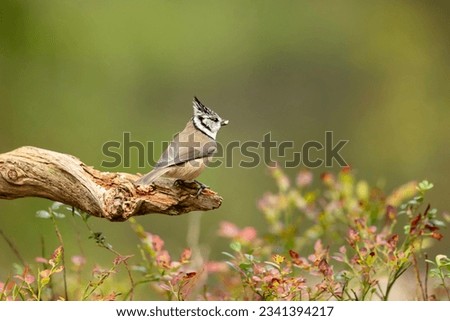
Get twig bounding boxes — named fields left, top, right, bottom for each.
left=383, top=264, right=409, bottom=300
left=39, top=235, right=55, bottom=299
left=50, top=212, right=69, bottom=301
left=81, top=216, right=136, bottom=300
left=111, top=251, right=135, bottom=301
left=424, top=253, right=429, bottom=301
left=412, top=250, right=426, bottom=300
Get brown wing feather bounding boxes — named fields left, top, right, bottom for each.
left=135, top=121, right=217, bottom=185
left=154, top=121, right=217, bottom=169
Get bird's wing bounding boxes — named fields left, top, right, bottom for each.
left=154, top=132, right=217, bottom=169
left=134, top=166, right=170, bottom=185
left=135, top=132, right=217, bottom=185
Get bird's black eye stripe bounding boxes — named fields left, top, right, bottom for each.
left=200, top=117, right=212, bottom=130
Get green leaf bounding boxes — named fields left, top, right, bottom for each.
left=429, top=219, right=446, bottom=227
left=264, top=261, right=280, bottom=270
left=244, top=253, right=254, bottom=261
left=40, top=277, right=50, bottom=286
left=51, top=246, right=63, bottom=265
left=12, top=263, right=24, bottom=275
left=51, top=202, right=64, bottom=210
left=230, top=241, right=242, bottom=252
left=66, top=206, right=82, bottom=218
left=36, top=210, right=51, bottom=219
left=436, top=255, right=450, bottom=267
left=131, top=265, right=147, bottom=273
left=225, top=261, right=239, bottom=271
left=52, top=212, right=66, bottom=219
left=417, top=180, right=434, bottom=192
left=221, top=251, right=236, bottom=259
left=53, top=266, right=64, bottom=273
left=238, top=262, right=252, bottom=270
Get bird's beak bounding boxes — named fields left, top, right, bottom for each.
left=221, top=119, right=229, bottom=126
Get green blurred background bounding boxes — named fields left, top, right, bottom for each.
left=1, top=0, right=449, bottom=282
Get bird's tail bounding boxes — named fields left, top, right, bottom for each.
left=135, top=167, right=170, bottom=185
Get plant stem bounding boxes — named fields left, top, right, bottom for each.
left=412, top=251, right=426, bottom=300
left=81, top=216, right=135, bottom=300
left=50, top=212, right=69, bottom=301
left=384, top=263, right=409, bottom=300
left=439, top=268, right=450, bottom=300
left=424, top=253, right=429, bottom=300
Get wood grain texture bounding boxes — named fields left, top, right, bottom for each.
left=0, top=146, right=222, bottom=221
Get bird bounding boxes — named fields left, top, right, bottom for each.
left=135, top=96, right=228, bottom=190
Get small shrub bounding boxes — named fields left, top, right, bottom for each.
left=0, top=167, right=448, bottom=300
left=204, top=168, right=447, bottom=300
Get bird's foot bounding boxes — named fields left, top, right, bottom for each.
left=194, top=180, right=209, bottom=197
left=174, top=179, right=185, bottom=187
left=173, top=179, right=208, bottom=197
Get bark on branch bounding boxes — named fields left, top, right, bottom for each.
left=0, top=146, right=222, bottom=221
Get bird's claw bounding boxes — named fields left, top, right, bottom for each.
left=173, top=179, right=208, bottom=197
left=194, top=180, right=209, bottom=197
left=174, top=179, right=184, bottom=187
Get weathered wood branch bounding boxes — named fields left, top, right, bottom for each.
left=0, top=146, right=222, bottom=221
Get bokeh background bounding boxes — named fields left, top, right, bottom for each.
left=1, top=0, right=449, bottom=291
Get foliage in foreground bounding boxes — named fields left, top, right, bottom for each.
left=0, top=167, right=449, bottom=300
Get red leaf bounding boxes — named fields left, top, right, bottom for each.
left=35, top=257, right=48, bottom=264
left=51, top=246, right=64, bottom=263
left=296, top=170, right=313, bottom=187
left=431, top=231, right=444, bottom=241
left=240, top=227, right=257, bottom=242
left=387, top=234, right=399, bottom=249
left=71, top=255, right=86, bottom=267
left=385, top=205, right=397, bottom=221
left=218, top=221, right=239, bottom=238
left=320, top=172, right=335, bottom=185
left=113, top=255, right=133, bottom=265
left=318, top=258, right=332, bottom=277
left=410, top=214, right=422, bottom=230
left=425, top=224, right=439, bottom=232
left=289, top=250, right=300, bottom=259
left=180, top=248, right=192, bottom=263
left=341, top=165, right=351, bottom=174
left=150, top=234, right=165, bottom=252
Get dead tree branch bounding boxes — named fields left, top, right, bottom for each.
left=0, top=146, right=222, bottom=221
